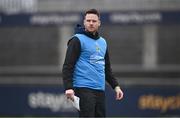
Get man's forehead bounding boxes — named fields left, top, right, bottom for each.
left=85, top=14, right=99, bottom=20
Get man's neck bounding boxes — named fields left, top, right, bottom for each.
left=84, top=30, right=99, bottom=39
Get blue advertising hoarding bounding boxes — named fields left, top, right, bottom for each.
left=0, top=85, right=78, bottom=117
left=106, top=85, right=180, bottom=117
left=0, top=11, right=180, bottom=26
left=0, top=85, right=179, bottom=117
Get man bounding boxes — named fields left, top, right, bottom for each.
left=62, top=9, right=123, bottom=117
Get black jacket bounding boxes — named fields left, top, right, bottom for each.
left=62, top=24, right=119, bottom=90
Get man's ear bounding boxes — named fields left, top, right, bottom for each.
left=99, top=20, right=101, bottom=27
left=83, top=19, right=86, bottom=26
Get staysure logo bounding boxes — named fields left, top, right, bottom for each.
left=30, top=14, right=80, bottom=25
left=28, top=92, right=75, bottom=112
left=110, top=12, right=162, bottom=23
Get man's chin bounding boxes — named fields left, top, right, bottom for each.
left=87, top=29, right=96, bottom=33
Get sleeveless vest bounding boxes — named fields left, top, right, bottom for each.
left=73, top=34, right=107, bottom=91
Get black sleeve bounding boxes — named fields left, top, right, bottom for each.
left=62, top=37, right=81, bottom=90
left=105, top=47, right=119, bottom=89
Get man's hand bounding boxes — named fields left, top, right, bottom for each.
left=115, top=86, right=123, bottom=100
left=65, top=89, right=75, bottom=101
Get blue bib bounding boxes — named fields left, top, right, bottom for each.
left=73, top=34, right=107, bottom=91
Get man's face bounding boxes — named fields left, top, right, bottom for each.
left=84, top=14, right=101, bottom=33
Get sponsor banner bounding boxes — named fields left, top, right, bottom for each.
left=0, top=85, right=78, bottom=117
left=106, top=85, right=180, bottom=117
left=0, top=85, right=179, bottom=117
left=0, top=11, right=180, bottom=26
left=0, top=12, right=81, bottom=26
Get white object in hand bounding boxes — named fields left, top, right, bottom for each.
left=70, top=95, right=80, bottom=111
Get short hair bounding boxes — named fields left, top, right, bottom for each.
left=84, top=9, right=100, bottom=18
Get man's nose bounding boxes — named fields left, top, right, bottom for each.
left=90, top=21, right=93, bottom=24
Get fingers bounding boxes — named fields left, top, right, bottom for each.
left=65, top=89, right=75, bottom=101
left=115, top=86, right=124, bottom=100
left=116, top=90, right=123, bottom=100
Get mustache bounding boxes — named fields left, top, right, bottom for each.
left=89, top=25, right=94, bottom=28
